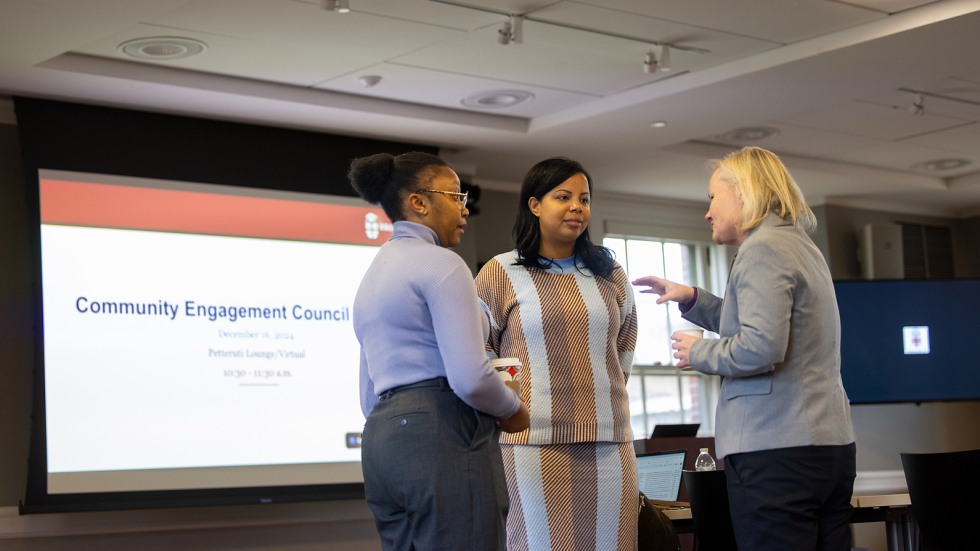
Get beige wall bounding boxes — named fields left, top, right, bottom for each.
left=821, top=204, right=970, bottom=280
left=954, top=215, right=980, bottom=278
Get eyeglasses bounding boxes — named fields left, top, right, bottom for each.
left=417, top=189, right=468, bottom=209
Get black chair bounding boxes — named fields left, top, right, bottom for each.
left=901, top=448, right=980, bottom=551
left=682, top=469, right=738, bottom=551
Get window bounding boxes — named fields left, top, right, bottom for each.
left=604, top=235, right=730, bottom=440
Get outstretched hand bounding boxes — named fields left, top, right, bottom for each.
left=631, top=276, right=695, bottom=305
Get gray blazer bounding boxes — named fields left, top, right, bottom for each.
left=684, top=213, right=855, bottom=459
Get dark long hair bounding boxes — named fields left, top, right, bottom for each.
left=512, top=157, right=615, bottom=279
left=347, top=151, right=449, bottom=222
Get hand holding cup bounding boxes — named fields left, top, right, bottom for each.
left=489, top=357, right=522, bottom=395
left=671, top=329, right=704, bottom=369
left=490, top=357, right=529, bottom=433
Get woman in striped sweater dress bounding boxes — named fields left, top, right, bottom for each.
left=475, top=157, right=639, bottom=551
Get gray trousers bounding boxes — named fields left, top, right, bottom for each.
left=362, top=377, right=509, bottom=551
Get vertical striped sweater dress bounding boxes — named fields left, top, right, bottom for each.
left=476, top=251, right=639, bottom=551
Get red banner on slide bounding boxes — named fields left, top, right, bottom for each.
left=40, top=179, right=393, bottom=246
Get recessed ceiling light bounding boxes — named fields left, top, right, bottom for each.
left=462, top=90, right=534, bottom=109
left=714, top=126, right=779, bottom=142
left=358, top=75, right=382, bottom=88
left=119, top=37, right=207, bottom=60
left=650, top=121, right=668, bottom=128
left=912, top=158, right=971, bottom=171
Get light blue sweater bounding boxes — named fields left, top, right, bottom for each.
left=354, top=221, right=521, bottom=419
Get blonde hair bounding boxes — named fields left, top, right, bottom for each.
left=706, top=146, right=816, bottom=233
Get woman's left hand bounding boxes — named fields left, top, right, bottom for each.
left=671, top=332, right=700, bottom=368
left=497, top=400, right=530, bottom=434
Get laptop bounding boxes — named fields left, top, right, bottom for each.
left=650, top=423, right=700, bottom=438
left=636, top=449, right=688, bottom=505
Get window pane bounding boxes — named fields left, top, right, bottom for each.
left=625, top=239, right=665, bottom=279
left=641, top=374, right=685, bottom=428
left=626, top=375, right=648, bottom=439
left=680, top=374, right=703, bottom=424
left=663, top=243, right=699, bottom=334
left=605, top=237, right=626, bottom=267
left=663, top=242, right=689, bottom=283
left=624, top=239, right=671, bottom=365
left=603, top=234, right=724, bottom=437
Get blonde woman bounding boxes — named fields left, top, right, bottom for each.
left=633, top=146, right=856, bottom=551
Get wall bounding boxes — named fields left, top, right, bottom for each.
left=0, top=501, right=381, bottom=550
left=468, top=188, right=520, bottom=269
left=821, top=203, right=972, bottom=281
left=954, top=215, right=980, bottom=277
left=0, top=121, right=32, bottom=509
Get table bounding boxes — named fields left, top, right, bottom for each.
left=662, top=493, right=916, bottom=551
left=850, top=494, right=916, bottom=551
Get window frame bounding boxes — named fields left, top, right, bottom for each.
left=604, top=231, right=731, bottom=438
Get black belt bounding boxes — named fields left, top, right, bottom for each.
left=378, top=377, right=449, bottom=400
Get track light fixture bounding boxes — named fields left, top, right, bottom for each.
left=432, top=2, right=712, bottom=61
left=643, top=44, right=673, bottom=74
left=320, top=0, right=349, bottom=13
left=497, top=21, right=512, bottom=44
left=497, top=15, right=523, bottom=45
left=643, top=50, right=658, bottom=74
left=909, top=94, right=925, bottom=115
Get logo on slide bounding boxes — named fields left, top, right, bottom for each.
left=903, top=325, right=930, bottom=355
left=364, top=212, right=380, bottom=240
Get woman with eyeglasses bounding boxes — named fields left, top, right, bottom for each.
left=475, top=157, right=639, bottom=550
left=349, top=151, right=530, bottom=551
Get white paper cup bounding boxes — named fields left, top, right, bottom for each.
left=672, top=329, right=703, bottom=369
left=674, top=328, right=704, bottom=339
left=489, top=357, right=522, bottom=395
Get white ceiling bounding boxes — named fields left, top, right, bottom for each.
left=2, top=0, right=980, bottom=217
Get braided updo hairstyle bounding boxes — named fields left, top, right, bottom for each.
left=348, top=151, right=450, bottom=222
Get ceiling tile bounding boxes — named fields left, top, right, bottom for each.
left=313, top=62, right=597, bottom=118
left=573, top=0, right=886, bottom=43
left=778, top=99, right=970, bottom=140
left=904, top=121, right=980, bottom=158
left=829, top=0, right=940, bottom=15
left=721, top=123, right=884, bottom=159
left=832, top=139, right=974, bottom=174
